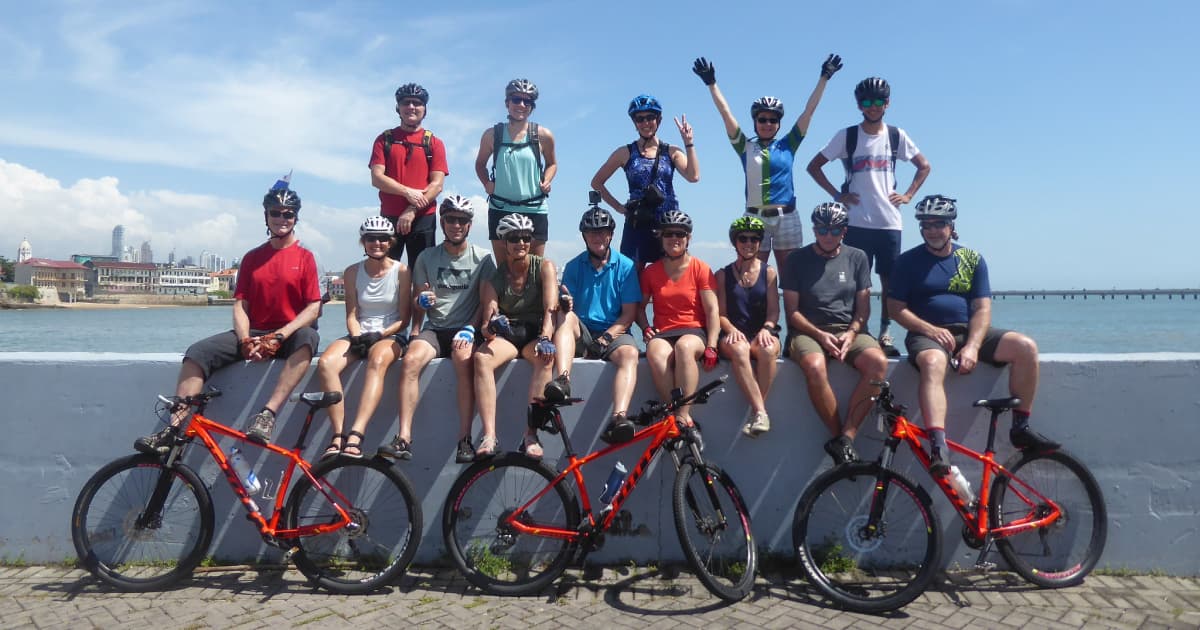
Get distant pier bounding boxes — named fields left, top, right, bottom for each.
left=992, top=289, right=1200, bottom=300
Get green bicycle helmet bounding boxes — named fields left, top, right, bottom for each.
left=728, top=216, right=765, bottom=244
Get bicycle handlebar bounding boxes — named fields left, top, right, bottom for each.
left=868, top=379, right=906, bottom=415
left=633, top=374, right=728, bottom=425
left=158, top=387, right=223, bottom=409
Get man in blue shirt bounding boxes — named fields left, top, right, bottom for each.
left=888, top=195, right=1058, bottom=476
left=544, top=204, right=641, bottom=436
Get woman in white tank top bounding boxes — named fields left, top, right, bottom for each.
left=316, top=217, right=411, bottom=459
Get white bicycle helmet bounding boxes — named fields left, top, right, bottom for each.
left=440, top=194, right=475, bottom=218
left=496, top=213, right=536, bottom=239
left=914, top=195, right=958, bottom=221
left=360, top=215, right=394, bottom=237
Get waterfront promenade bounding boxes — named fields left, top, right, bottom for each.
left=4, top=565, right=1199, bottom=629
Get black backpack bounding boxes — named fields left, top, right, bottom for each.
left=840, top=124, right=900, bottom=195
left=490, top=122, right=543, bottom=180
left=382, top=128, right=435, bottom=174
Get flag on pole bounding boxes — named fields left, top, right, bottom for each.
left=271, top=170, right=293, bottom=191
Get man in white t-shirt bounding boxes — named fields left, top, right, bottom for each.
left=806, top=77, right=931, bottom=356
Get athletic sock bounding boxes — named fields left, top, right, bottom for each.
left=930, top=428, right=948, bottom=454
left=1012, top=410, right=1030, bottom=431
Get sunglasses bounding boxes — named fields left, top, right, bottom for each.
left=814, top=226, right=845, bottom=236
left=506, top=234, right=533, bottom=244
left=920, top=220, right=950, bottom=231
left=268, top=209, right=297, bottom=220
left=859, top=98, right=887, bottom=108
left=508, top=96, right=534, bottom=107
left=661, top=230, right=689, bottom=239
left=442, top=215, right=471, bottom=225
left=363, top=234, right=391, bottom=243
left=632, top=114, right=659, bottom=123
left=755, top=117, right=781, bottom=125
left=398, top=98, right=425, bottom=108
left=736, top=235, right=763, bottom=244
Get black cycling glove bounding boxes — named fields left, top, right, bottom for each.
left=692, top=57, right=716, bottom=86
left=821, top=54, right=843, bottom=80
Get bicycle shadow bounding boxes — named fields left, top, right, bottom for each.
left=772, top=566, right=1041, bottom=615
left=572, top=564, right=741, bottom=614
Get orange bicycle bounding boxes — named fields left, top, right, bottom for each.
left=442, top=375, right=757, bottom=601
left=792, top=380, right=1107, bottom=613
left=70, top=389, right=420, bottom=594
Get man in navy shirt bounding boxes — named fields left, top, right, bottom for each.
left=888, top=195, right=1057, bottom=476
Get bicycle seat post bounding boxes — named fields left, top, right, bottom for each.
left=983, top=408, right=1004, bottom=454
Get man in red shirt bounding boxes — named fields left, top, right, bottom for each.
left=135, top=182, right=323, bottom=453
left=370, top=83, right=450, bottom=267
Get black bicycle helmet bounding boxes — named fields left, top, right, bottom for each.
left=659, top=210, right=693, bottom=234
left=811, top=202, right=850, bottom=228
left=394, top=83, right=429, bottom=105
left=628, top=94, right=663, bottom=117
left=263, top=188, right=301, bottom=211
left=750, top=96, right=784, bottom=118
left=914, top=195, right=958, bottom=221
left=579, top=207, right=616, bottom=232
left=854, top=77, right=891, bottom=102
left=505, top=78, right=539, bottom=102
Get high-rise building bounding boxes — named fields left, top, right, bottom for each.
left=140, top=241, right=153, bottom=264
left=17, top=237, right=32, bottom=263
left=111, top=225, right=126, bottom=258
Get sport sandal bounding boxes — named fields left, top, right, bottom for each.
left=378, top=434, right=413, bottom=460
left=518, top=434, right=543, bottom=460
left=475, top=435, right=499, bottom=459
left=322, top=433, right=346, bottom=460
left=342, top=430, right=365, bottom=459
left=454, top=437, right=475, bottom=464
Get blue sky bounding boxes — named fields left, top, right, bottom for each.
left=1, top=1, right=1196, bottom=289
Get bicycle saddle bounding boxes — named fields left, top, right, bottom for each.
left=298, top=391, right=344, bottom=409
left=972, top=397, right=1022, bottom=411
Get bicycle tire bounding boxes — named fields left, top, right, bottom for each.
left=990, top=450, right=1107, bottom=588
left=442, top=453, right=579, bottom=596
left=792, top=462, right=941, bottom=613
left=71, top=454, right=213, bottom=592
left=285, top=457, right=421, bottom=594
left=672, top=459, right=758, bottom=601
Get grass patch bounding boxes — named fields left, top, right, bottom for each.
left=463, top=598, right=487, bottom=609
left=296, top=611, right=337, bottom=626
left=813, top=542, right=856, bottom=575
left=1094, top=565, right=1169, bottom=577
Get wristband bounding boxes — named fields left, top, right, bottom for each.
left=684, top=143, right=695, bottom=148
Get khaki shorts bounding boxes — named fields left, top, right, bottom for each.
left=788, top=324, right=881, bottom=366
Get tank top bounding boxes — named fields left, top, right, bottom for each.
left=622, top=141, right=678, bottom=215
left=722, top=262, right=768, bottom=335
left=355, top=261, right=402, bottom=334
left=490, top=255, right=546, bottom=326
left=491, top=124, right=548, bottom=213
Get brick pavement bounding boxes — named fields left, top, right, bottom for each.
left=2, top=566, right=1199, bottom=629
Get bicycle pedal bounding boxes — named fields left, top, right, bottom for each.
left=284, top=546, right=299, bottom=562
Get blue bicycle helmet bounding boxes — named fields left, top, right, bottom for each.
left=628, top=94, right=663, bottom=118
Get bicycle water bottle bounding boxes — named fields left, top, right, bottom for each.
left=947, top=466, right=974, bottom=505
left=599, top=461, right=628, bottom=505
left=230, top=448, right=262, bottom=494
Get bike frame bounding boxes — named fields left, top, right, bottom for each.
left=876, top=394, right=1064, bottom=543
left=153, top=396, right=356, bottom=543
left=498, top=382, right=726, bottom=543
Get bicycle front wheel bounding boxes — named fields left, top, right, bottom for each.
left=71, top=454, right=213, bottom=592
left=672, top=460, right=757, bottom=601
left=285, top=457, right=421, bottom=594
left=442, top=453, right=580, bottom=596
left=990, top=450, right=1107, bottom=588
left=792, top=462, right=941, bottom=614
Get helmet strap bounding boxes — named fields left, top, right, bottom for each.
left=813, top=240, right=841, bottom=258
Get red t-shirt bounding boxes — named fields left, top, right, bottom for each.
left=642, top=257, right=716, bottom=331
left=233, top=241, right=322, bottom=330
left=369, top=126, right=450, bottom=218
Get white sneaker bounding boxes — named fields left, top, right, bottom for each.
left=742, top=411, right=770, bottom=437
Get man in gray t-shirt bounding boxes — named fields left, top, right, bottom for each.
left=781, top=203, right=889, bottom=466
left=380, top=195, right=496, bottom=465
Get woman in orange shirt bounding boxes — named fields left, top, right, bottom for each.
left=618, top=210, right=720, bottom=442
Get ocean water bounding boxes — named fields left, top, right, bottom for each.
left=1, top=296, right=1198, bottom=354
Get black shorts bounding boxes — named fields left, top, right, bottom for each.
left=488, top=209, right=549, bottom=242
left=491, top=319, right=542, bottom=349
left=575, top=327, right=638, bottom=360
left=385, top=212, right=436, bottom=269
left=184, top=327, right=320, bottom=379
left=413, top=328, right=477, bottom=358
left=651, top=327, right=706, bottom=347
left=904, top=324, right=1012, bottom=368
left=844, top=226, right=902, bottom=277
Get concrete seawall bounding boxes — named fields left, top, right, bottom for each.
left=2, top=352, right=1198, bottom=574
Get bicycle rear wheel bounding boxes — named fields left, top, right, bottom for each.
left=285, top=457, right=421, bottom=594
left=71, top=454, right=213, bottom=591
left=672, top=459, right=757, bottom=601
left=792, top=462, right=941, bottom=613
left=442, top=453, right=579, bottom=596
left=990, top=450, right=1107, bottom=588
